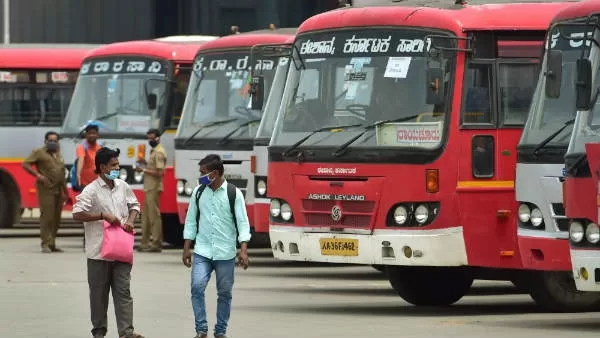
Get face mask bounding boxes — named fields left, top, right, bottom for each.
left=105, top=169, right=120, bottom=181
left=198, top=171, right=215, bottom=186
left=46, top=141, right=58, bottom=152
left=149, top=139, right=158, bottom=148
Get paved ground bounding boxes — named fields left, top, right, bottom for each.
left=1, top=235, right=600, bottom=338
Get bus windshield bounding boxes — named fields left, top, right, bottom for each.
left=176, top=52, right=279, bottom=141
left=520, top=25, right=594, bottom=148
left=270, top=28, right=455, bottom=151
left=0, top=69, right=78, bottom=127
left=256, top=56, right=291, bottom=140
left=568, top=53, right=600, bottom=155
left=61, top=57, right=168, bottom=135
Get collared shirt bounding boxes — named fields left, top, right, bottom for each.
left=72, top=178, right=141, bottom=260
left=183, top=180, right=251, bottom=261
left=23, top=147, right=65, bottom=193
left=144, top=143, right=167, bottom=192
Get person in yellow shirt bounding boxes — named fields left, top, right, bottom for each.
left=136, top=128, right=167, bottom=252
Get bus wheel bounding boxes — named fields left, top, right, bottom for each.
left=0, top=180, right=18, bottom=228
left=161, top=213, right=184, bottom=247
left=387, top=266, right=473, bottom=306
left=526, top=271, right=600, bottom=312
left=372, top=265, right=386, bottom=273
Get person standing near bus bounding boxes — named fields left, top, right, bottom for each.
left=76, top=123, right=102, bottom=190
left=22, top=131, right=69, bottom=253
left=136, top=128, right=167, bottom=252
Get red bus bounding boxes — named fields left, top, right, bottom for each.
left=562, top=0, right=600, bottom=293
left=0, top=44, right=100, bottom=228
left=173, top=29, right=296, bottom=245
left=266, top=1, right=577, bottom=310
left=59, top=36, right=217, bottom=244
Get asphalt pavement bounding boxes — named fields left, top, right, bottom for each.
left=1, top=229, right=599, bottom=338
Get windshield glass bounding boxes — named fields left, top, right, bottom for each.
left=270, top=28, right=455, bottom=150
left=176, top=52, right=280, bottom=140
left=520, top=24, right=594, bottom=147
left=61, top=56, right=168, bottom=135
left=256, top=56, right=290, bottom=139
left=0, top=69, right=78, bottom=126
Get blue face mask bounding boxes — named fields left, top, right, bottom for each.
left=198, top=171, right=215, bottom=186
left=105, top=169, right=120, bottom=181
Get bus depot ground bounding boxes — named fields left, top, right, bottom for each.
left=1, top=217, right=600, bottom=338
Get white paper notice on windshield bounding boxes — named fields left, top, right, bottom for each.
left=117, top=115, right=151, bottom=132
left=384, top=57, right=411, bottom=79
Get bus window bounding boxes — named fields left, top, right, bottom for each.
left=166, top=68, right=190, bottom=129
left=462, top=63, right=493, bottom=125
left=472, top=134, right=495, bottom=178
left=499, top=63, right=538, bottom=126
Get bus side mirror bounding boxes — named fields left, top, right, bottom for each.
left=426, top=67, right=445, bottom=105
left=250, top=75, right=265, bottom=110
left=545, top=50, right=562, bottom=98
left=576, top=58, right=593, bottom=110
left=147, top=93, right=157, bottom=110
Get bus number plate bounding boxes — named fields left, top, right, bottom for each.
left=319, top=238, right=358, bottom=256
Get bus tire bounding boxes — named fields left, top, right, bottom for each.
left=387, top=266, right=473, bottom=306
left=0, top=173, right=20, bottom=228
left=161, top=213, right=184, bottom=247
left=372, top=265, right=386, bottom=273
left=526, top=271, right=600, bottom=312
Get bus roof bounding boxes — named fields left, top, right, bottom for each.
left=84, top=36, right=218, bottom=63
left=0, top=44, right=101, bottom=69
left=195, top=28, right=297, bottom=53
left=551, top=0, right=600, bottom=22
left=297, top=2, right=577, bottom=35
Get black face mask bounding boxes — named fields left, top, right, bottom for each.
left=46, top=141, right=58, bottom=152
left=149, top=139, right=159, bottom=148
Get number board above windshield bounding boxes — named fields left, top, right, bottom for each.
left=193, top=52, right=280, bottom=73
left=549, top=23, right=595, bottom=51
left=295, top=29, right=455, bottom=58
left=80, top=56, right=168, bottom=76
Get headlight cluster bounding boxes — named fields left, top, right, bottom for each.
left=270, top=198, right=293, bottom=222
left=255, top=176, right=267, bottom=197
left=177, top=179, right=197, bottom=196
left=570, top=220, right=600, bottom=245
left=387, top=202, right=440, bottom=227
left=517, top=203, right=544, bottom=229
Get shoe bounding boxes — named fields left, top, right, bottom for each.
left=41, top=246, right=51, bottom=253
left=215, top=335, right=228, bottom=338
left=194, top=333, right=208, bottom=338
left=49, top=246, right=63, bottom=252
left=93, top=334, right=104, bottom=338
left=120, top=333, right=145, bottom=338
left=137, top=246, right=149, bottom=252
left=147, top=246, right=162, bottom=253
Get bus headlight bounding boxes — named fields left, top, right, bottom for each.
left=177, top=180, right=185, bottom=194
left=570, top=222, right=584, bottom=243
left=281, top=203, right=292, bottom=221
left=530, top=208, right=543, bottom=227
left=414, top=204, right=429, bottom=224
left=257, top=179, right=267, bottom=196
left=270, top=199, right=281, bottom=217
left=134, top=171, right=143, bottom=183
left=119, top=168, right=128, bottom=180
left=518, top=204, right=531, bottom=223
left=586, top=223, right=600, bottom=244
left=184, top=181, right=195, bottom=196
left=393, top=206, right=408, bottom=225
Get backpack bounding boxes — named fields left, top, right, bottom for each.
left=70, top=141, right=103, bottom=191
left=195, top=182, right=239, bottom=239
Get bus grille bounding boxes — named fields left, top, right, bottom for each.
left=301, top=199, right=375, bottom=227
left=551, top=203, right=569, bottom=232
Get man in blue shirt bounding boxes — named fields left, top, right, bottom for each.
left=182, top=154, right=251, bottom=338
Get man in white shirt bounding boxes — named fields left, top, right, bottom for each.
left=72, top=147, right=145, bottom=338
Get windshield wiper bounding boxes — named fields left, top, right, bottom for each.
left=217, top=119, right=262, bottom=145
left=281, top=123, right=363, bottom=158
left=332, top=114, right=421, bottom=157
left=93, top=112, right=119, bottom=122
left=532, top=118, right=575, bottom=156
left=183, top=118, right=238, bottom=146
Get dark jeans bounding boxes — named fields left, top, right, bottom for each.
left=87, top=258, right=135, bottom=337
